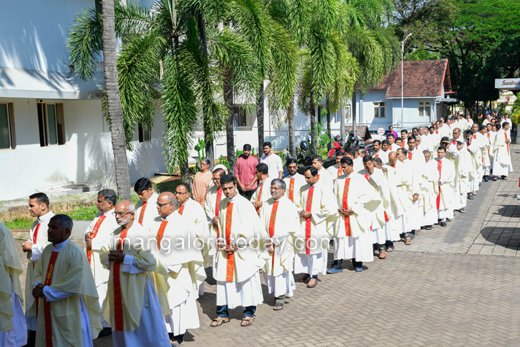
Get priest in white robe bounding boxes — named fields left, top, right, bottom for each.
left=251, top=163, right=274, bottom=215
left=312, top=155, right=334, bottom=192
left=326, top=149, right=346, bottom=183
left=452, top=139, right=470, bottom=213
left=30, top=215, right=102, bottom=347
left=493, top=122, right=513, bottom=179
left=259, top=179, right=300, bottom=310
left=435, top=147, right=455, bottom=226
left=372, top=140, right=389, bottom=163
left=465, top=130, right=481, bottom=196
left=330, top=157, right=380, bottom=273
left=283, top=158, right=306, bottom=203
left=358, top=156, right=387, bottom=259
left=421, top=150, right=439, bottom=229
left=134, top=177, right=160, bottom=228
left=0, top=222, right=26, bottom=347
left=22, top=192, right=54, bottom=338
left=150, top=192, right=206, bottom=346
left=294, top=167, right=337, bottom=288
left=84, top=189, right=119, bottom=335
left=101, top=201, right=171, bottom=347
left=211, top=175, right=270, bottom=328
left=395, top=149, right=416, bottom=244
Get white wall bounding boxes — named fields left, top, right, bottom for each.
left=0, top=0, right=96, bottom=73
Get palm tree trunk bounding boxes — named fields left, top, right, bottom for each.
left=101, top=0, right=131, bottom=200
left=326, top=95, right=331, bottom=150
left=197, top=13, right=214, bottom=170
left=351, top=90, right=357, bottom=138
left=257, top=83, right=265, bottom=155
left=310, top=64, right=317, bottom=155
left=340, top=101, right=345, bottom=143
left=224, top=68, right=235, bottom=174
left=288, top=95, right=296, bottom=156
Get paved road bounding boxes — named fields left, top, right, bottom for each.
left=88, top=144, right=520, bottom=346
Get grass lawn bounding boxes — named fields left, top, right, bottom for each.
left=3, top=180, right=182, bottom=230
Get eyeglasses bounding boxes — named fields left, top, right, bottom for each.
left=174, top=191, right=188, bottom=195
left=113, top=211, right=131, bottom=217
left=156, top=202, right=173, bottom=208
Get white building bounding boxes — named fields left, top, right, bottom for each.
left=0, top=0, right=457, bottom=200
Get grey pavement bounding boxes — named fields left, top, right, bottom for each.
left=73, top=145, right=520, bottom=346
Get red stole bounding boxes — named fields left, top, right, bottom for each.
left=436, top=160, right=442, bottom=209
left=305, top=187, right=314, bottom=254
left=155, top=220, right=168, bottom=250
left=256, top=183, right=264, bottom=215
left=505, top=133, right=510, bottom=155
left=408, top=152, right=413, bottom=160
left=87, top=214, right=106, bottom=264
left=138, top=202, right=147, bottom=225
left=33, top=222, right=41, bottom=245
left=342, top=178, right=351, bottom=237
left=288, top=178, right=295, bottom=202
left=113, top=227, right=129, bottom=331
left=337, top=166, right=342, bottom=178
left=225, top=203, right=235, bottom=282
left=44, top=251, right=60, bottom=347
left=487, top=133, right=490, bottom=155
left=268, top=201, right=279, bottom=274
left=214, top=188, right=222, bottom=239
left=178, top=205, right=185, bottom=215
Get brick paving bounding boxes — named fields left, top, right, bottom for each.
left=92, top=145, right=520, bottom=346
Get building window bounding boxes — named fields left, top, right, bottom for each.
left=37, top=103, right=66, bottom=147
left=233, top=106, right=252, bottom=130
left=0, top=103, right=16, bottom=150
left=374, top=102, right=386, bottom=118
left=138, top=124, right=152, bottom=142
left=419, top=101, right=431, bottom=117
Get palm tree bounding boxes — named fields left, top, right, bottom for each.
left=68, top=0, right=132, bottom=199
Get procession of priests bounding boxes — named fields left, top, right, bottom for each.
left=2, top=113, right=514, bottom=346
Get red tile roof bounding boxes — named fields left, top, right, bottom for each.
left=371, top=59, right=450, bottom=98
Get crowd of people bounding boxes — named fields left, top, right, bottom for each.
left=0, top=112, right=514, bottom=347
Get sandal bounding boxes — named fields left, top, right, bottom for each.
left=386, top=246, right=394, bottom=252
left=241, top=316, right=255, bottom=327
left=273, top=303, right=284, bottom=311
left=210, top=317, right=229, bottom=327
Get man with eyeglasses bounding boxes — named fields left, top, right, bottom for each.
left=84, top=189, right=119, bottom=337
left=192, top=159, right=213, bottom=208
left=134, top=177, right=160, bottom=229
left=101, top=200, right=171, bottom=346
left=259, top=179, right=299, bottom=310
left=150, top=192, right=206, bottom=347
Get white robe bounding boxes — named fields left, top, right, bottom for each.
left=421, top=160, right=440, bottom=226
left=251, top=177, right=274, bottom=215
left=373, top=150, right=389, bottom=164
left=260, top=196, right=299, bottom=297
left=135, top=193, right=160, bottom=229
left=316, top=168, right=334, bottom=192
left=327, top=164, right=345, bottom=183
left=435, top=157, right=455, bottom=218
left=215, top=194, right=270, bottom=308
left=85, top=209, right=119, bottom=328
left=283, top=173, right=306, bottom=204
left=332, top=173, right=379, bottom=263
left=493, top=129, right=513, bottom=176
left=25, top=211, right=55, bottom=331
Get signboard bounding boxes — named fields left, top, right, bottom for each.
left=377, top=127, right=385, bottom=135
left=495, top=79, right=520, bottom=90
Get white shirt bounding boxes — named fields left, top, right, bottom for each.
left=260, top=153, right=283, bottom=179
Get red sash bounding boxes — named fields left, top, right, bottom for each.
left=505, top=133, right=510, bottom=155
left=316, top=174, right=320, bottom=181
left=269, top=201, right=279, bottom=274
left=364, top=173, right=369, bottom=181
left=225, top=203, right=235, bottom=282
left=87, top=215, right=106, bottom=264
left=436, top=160, right=442, bottom=209
left=178, top=205, right=185, bottom=215
left=384, top=211, right=390, bottom=222
left=33, top=222, right=41, bottom=245
left=452, top=140, right=457, bottom=145
left=113, top=227, right=129, bottom=331
left=214, top=188, right=222, bottom=239
left=305, top=187, right=314, bottom=254
left=375, top=153, right=379, bottom=158
left=487, top=133, right=490, bottom=155
left=337, top=166, right=342, bottom=178
left=44, top=251, right=60, bottom=347
left=288, top=178, right=295, bottom=202
left=436, top=130, right=439, bottom=134
left=401, top=142, right=405, bottom=148
left=342, top=178, right=351, bottom=237
left=473, top=134, right=477, bottom=140
left=408, top=152, right=413, bottom=160
left=138, top=202, right=147, bottom=225
left=256, top=183, right=264, bottom=215
left=156, top=220, right=168, bottom=250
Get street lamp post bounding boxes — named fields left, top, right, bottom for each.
left=401, top=32, right=412, bottom=130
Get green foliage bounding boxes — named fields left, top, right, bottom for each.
left=308, top=119, right=331, bottom=153
left=218, top=155, right=230, bottom=171
left=194, top=138, right=206, bottom=161
left=3, top=218, right=34, bottom=230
